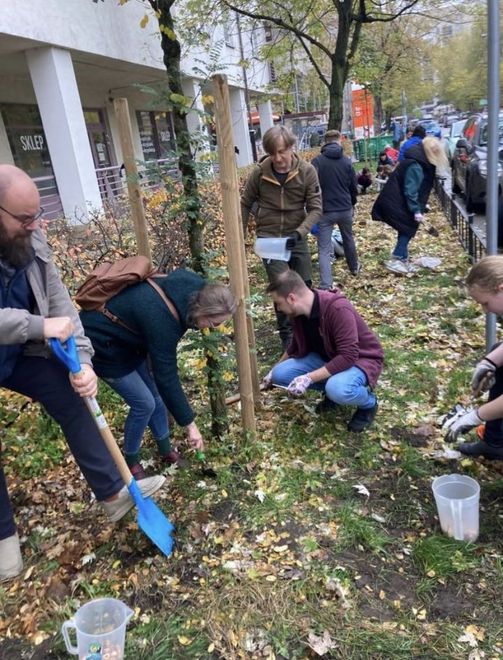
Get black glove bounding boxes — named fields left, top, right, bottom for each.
left=471, top=358, right=497, bottom=395
left=285, top=231, right=301, bottom=249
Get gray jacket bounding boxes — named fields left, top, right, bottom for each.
left=0, top=229, right=93, bottom=366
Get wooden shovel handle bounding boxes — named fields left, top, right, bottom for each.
left=84, top=396, right=133, bottom=487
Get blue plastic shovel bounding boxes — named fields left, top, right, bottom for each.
left=50, top=336, right=174, bottom=557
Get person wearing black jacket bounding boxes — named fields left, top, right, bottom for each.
left=312, top=130, right=360, bottom=287
left=371, top=137, right=447, bottom=275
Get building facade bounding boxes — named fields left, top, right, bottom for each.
left=0, top=0, right=274, bottom=220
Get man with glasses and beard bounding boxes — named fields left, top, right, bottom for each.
left=0, top=164, right=165, bottom=583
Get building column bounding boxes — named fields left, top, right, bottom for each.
left=0, top=113, right=14, bottom=165
left=181, top=78, right=205, bottom=137
left=258, top=100, right=274, bottom=137
left=229, top=87, right=252, bottom=166
left=25, top=47, right=102, bottom=223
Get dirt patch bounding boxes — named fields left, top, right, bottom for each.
left=334, top=549, right=422, bottom=621
left=0, top=638, right=60, bottom=660
left=428, top=582, right=474, bottom=620
left=389, top=425, right=434, bottom=447
left=379, top=569, right=418, bottom=608
left=210, top=498, right=238, bottom=522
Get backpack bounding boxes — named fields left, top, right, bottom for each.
left=75, top=255, right=179, bottom=333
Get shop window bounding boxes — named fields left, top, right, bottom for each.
left=84, top=108, right=116, bottom=169
left=136, top=111, right=176, bottom=160
left=0, top=103, right=53, bottom=178
left=223, top=13, right=235, bottom=48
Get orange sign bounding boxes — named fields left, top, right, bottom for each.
left=352, top=89, right=374, bottom=139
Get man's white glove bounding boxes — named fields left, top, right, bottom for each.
left=414, top=213, right=424, bottom=224
left=471, top=358, right=497, bottom=395
left=287, top=374, right=313, bottom=396
left=443, top=408, right=483, bottom=443
left=261, top=369, right=274, bottom=390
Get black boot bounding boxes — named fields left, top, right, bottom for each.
left=315, top=397, right=338, bottom=414
left=459, top=440, right=503, bottom=460
left=347, top=401, right=378, bottom=433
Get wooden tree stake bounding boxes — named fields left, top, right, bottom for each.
left=113, top=98, right=152, bottom=260
left=212, top=74, right=257, bottom=434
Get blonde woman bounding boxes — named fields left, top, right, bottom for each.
left=443, top=256, right=503, bottom=459
left=371, top=136, right=448, bottom=274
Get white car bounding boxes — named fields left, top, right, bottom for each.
left=444, top=120, right=466, bottom=165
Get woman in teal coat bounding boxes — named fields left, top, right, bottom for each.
left=81, top=269, right=236, bottom=478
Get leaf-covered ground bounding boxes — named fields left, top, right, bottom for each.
left=1, top=191, right=503, bottom=659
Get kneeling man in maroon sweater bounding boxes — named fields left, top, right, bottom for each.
left=263, top=270, right=384, bottom=432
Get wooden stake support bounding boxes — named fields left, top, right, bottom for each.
left=212, top=74, right=258, bottom=435
left=113, top=98, right=152, bottom=260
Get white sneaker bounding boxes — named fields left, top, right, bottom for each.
left=101, top=475, right=166, bottom=522
left=0, top=533, right=23, bottom=583
left=384, top=258, right=409, bottom=275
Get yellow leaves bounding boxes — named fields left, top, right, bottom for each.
left=465, top=625, right=485, bottom=642
left=169, top=92, right=189, bottom=106
left=411, top=607, right=427, bottom=620
left=139, top=13, right=149, bottom=28
left=458, top=625, right=486, bottom=648
left=32, top=632, right=49, bottom=645
left=159, top=23, right=177, bottom=40
left=177, top=635, right=192, bottom=646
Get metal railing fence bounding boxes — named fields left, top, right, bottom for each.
left=434, top=177, right=485, bottom=262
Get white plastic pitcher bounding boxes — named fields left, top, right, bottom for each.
left=61, top=598, right=133, bottom=659
left=254, top=237, right=291, bottom=262
left=432, top=474, right=480, bottom=542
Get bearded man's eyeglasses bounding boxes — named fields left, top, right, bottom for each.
left=0, top=204, right=45, bottom=226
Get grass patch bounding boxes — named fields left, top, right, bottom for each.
left=398, top=444, right=430, bottom=478
left=336, top=503, right=392, bottom=553
left=412, top=534, right=481, bottom=579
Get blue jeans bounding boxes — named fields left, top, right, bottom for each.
left=1, top=356, right=124, bottom=540
left=271, top=353, right=376, bottom=409
left=392, top=233, right=412, bottom=260
left=104, top=361, right=169, bottom=456
left=317, top=210, right=358, bottom=287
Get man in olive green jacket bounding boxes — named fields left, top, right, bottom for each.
left=241, top=126, right=322, bottom=348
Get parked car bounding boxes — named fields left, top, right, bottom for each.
left=443, top=113, right=460, bottom=127
left=443, top=119, right=466, bottom=165
left=417, top=118, right=442, bottom=138
left=451, top=112, right=503, bottom=211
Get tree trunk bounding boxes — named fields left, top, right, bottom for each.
left=153, top=0, right=227, bottom=436
left=155, top=0, right=204, bottom=274
left=374, top=95, right=384, bottom=132
left=327, top=2, right=352, bottom=130
left=327, top=73, right=344, bottom=130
